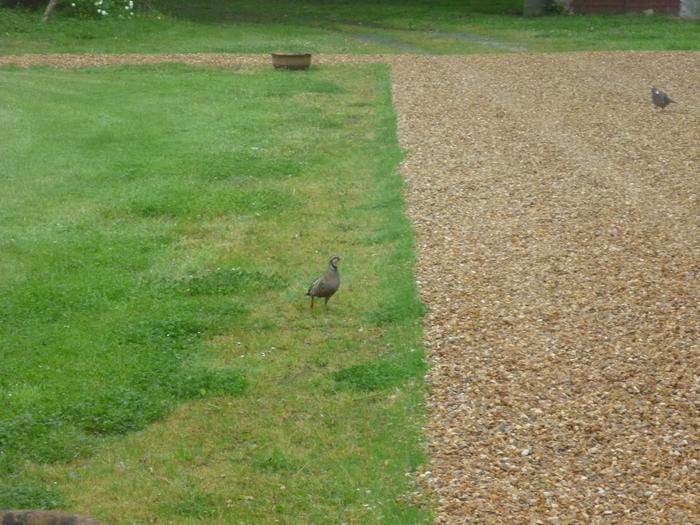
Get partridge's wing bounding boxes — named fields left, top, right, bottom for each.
left=308, top=276, right=324, bottom=295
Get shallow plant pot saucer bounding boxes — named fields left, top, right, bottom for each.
left=271, top=52, right=312, bottom=70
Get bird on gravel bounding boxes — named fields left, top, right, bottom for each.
left=306, top=255, right=340, bottom=308
left=651, top=86, right=675, bottom=109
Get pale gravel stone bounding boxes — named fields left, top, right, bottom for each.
left=2, top=52, right=698, bottom=524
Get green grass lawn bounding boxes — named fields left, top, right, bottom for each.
left=1, top=0, right=698, bottom=54
left=0, top=63, right=429, bottom=523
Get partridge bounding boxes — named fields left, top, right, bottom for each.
left=306, top=256, right=340, bottom=308
left=651, top=86, right=674, bottom=109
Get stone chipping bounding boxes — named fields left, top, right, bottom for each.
left=389, top=52, right=699, bottom=524
left=1, top=51, right=698, bottom=524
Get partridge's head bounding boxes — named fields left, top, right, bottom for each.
left=329, top=255, right=341, bottom=268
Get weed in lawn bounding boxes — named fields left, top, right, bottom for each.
left=252, top=449, right=296, bottom=472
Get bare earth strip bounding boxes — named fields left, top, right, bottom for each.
left=2, top=52, right=699, bottom=523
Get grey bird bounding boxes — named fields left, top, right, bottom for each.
left=651, top=86, right=674, bottom=109
left=306, top=255, right=340, bottom=308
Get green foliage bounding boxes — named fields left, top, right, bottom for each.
left=67, top=0, right=135, bottom=19
left=171, top=268, right=285, bottom=297
left=159, top=489, right=217, bottom=519
left=334, top=350, right=427, bottom=391
left=253, top=449, right=296, bottom=472
left=0, top=480, right=66, bottom=509
left=543, top=0, right=565, bottom=15
left=64, top=387, right=170, bottom=435
left=367, top=299, right=427, bottom=326
left=171, top=367, right=247, bottom=400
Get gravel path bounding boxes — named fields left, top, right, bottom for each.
left=2, top=52, right=698, bottom=523
left=390, top=52, right=699, bottom=524
left=0, top=52, right=384, bottom=68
